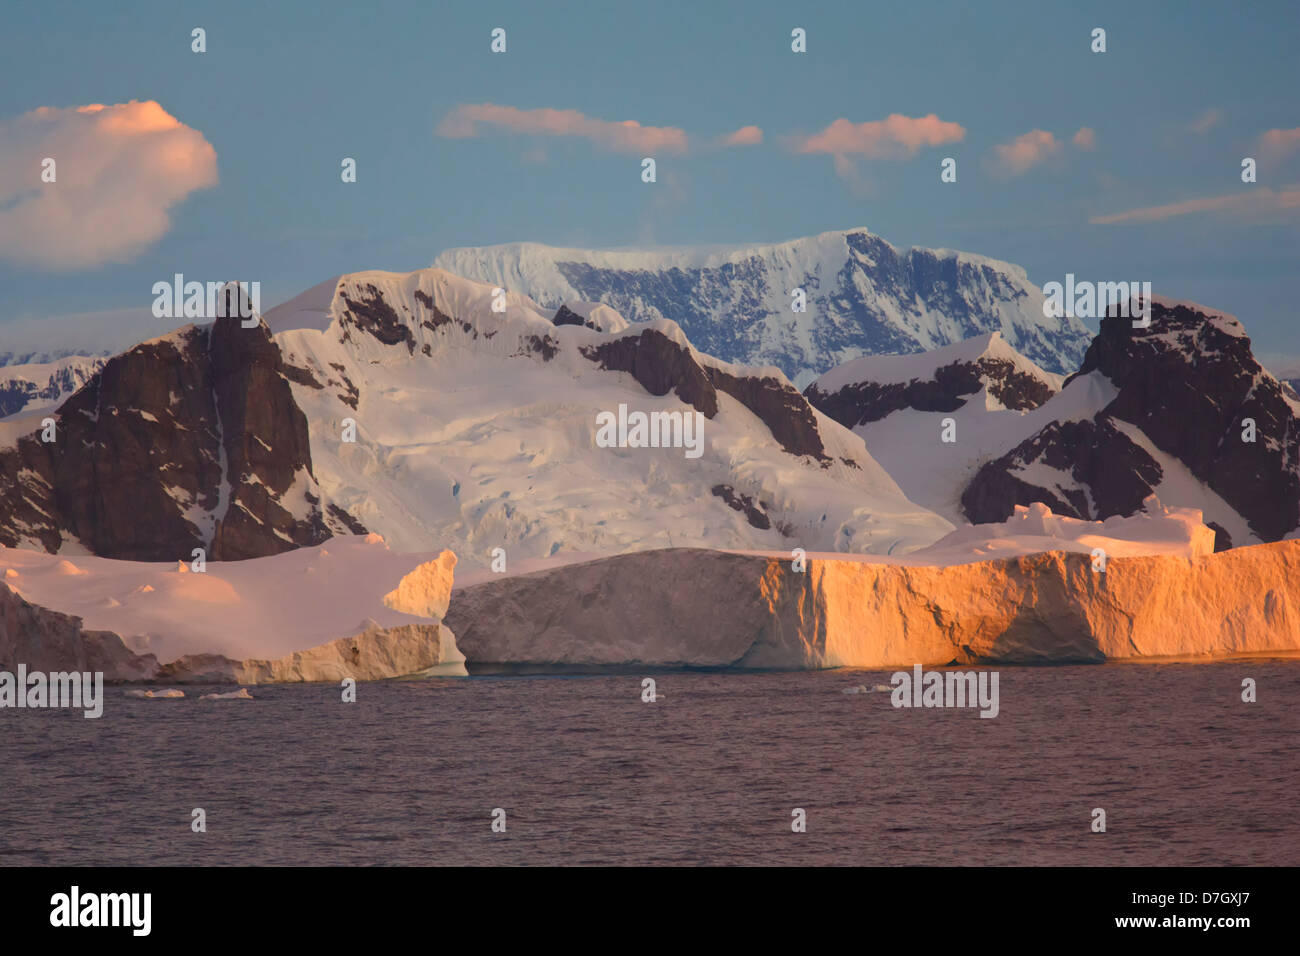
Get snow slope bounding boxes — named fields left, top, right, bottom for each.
left=806, top=332, right=1078, bottom=524
left=266, top=268, right=955, bottom=567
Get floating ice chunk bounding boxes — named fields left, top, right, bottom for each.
left=198, top=688, right=253, bottom=700
left=125, top=688, right=185, bottom=699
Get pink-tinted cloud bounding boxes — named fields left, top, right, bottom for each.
left=1188, top=108, right=1224, bottom=134
left=1090, top=186, right=1300, bottom=224
left=988, top=129, right=1061, bottom=177
left=437, top=103, right=688, bottom=154
left=1072, top=126, right=1097, bottom=150
left=720, top=125, right=763, bottom=147
left=1259, top=127, right=1300, bottom=158
left=0, top=100, right=217, bottom=269
left=793, top=114, right=965, bottom=160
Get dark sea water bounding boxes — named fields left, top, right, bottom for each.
left=2, top=660, right=1296, bottom=866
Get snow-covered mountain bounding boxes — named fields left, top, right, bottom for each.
left=433, top=228, right=1093, bottom=387
left=0, top=355, right=105, bottom=418
left=804, top=332, right=1065, bottom=524
left=266, top=268, right=954, bottom=567
left=0, top=269, right=955, bottom=564
left=807, top=302, right=1300, bottom=551
left=954, top=299, right=1299, bottom=549
left=4, top=260, right=1291, bottom=572
left=0, top=297, right=362, bottom=560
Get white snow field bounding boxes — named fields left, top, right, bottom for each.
left=266, top=267, right=957, bottom=567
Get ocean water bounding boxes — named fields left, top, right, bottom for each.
left=1, top=660, right=1296, bottom=866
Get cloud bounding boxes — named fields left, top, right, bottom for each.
left=0, top=100, right=217, bottom=270
left=1089, top=186, right=1300, bottom=224
left=1072, top=126, right=1097, bottom=150
left=792, top=113, right=965, bottom=160
left=720, top=125, right=763, bottom=147
left=987, top=129, right=1061, bottom=177
left=1188, top=108, right=1224, bottom=135
left=1259, top=127, right=1300, bottom=158
left=437, top=103, right=688, bottom=154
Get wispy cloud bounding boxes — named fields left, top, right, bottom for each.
left=0, top=100, right=217, bottom=270
left=719, top=125, right=763, bottom=147
left=437, top=103, right=688, bottom=154
left=792, top=114, right=965, bottom=160
left=1259, top=127, right=1300, bottom=159
left=1188, top=108, right=1224, bottom=135
left=987, top=129, right=1061, bottom=177
left=1072, top=126, right=1097, bottom=150
left=1089, top=186, right=1300, bottom=224
left=790, top=114, right=963, bottom=192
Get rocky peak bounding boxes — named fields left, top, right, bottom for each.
left=0, top=314, right=365, bottom=560
left=962, top=300, right=1300, bottom=548
left=805, top=331, right=1061, bottom=428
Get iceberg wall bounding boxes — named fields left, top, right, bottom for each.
left=446, top=542, right=1300, bottom=668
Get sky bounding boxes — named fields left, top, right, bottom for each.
left=1, top=0, right=1298, bottom=362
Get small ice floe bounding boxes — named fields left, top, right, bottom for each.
left=125, top=688, right=185, bottom=699
left=198, top=688, right=253, bottom=701
left=842, top=684, right=895, bottom=694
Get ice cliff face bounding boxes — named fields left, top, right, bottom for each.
left=433, top=229, right=1093, bottom=386
left=445, top=539, right=1300, bottom=669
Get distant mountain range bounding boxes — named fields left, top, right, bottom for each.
left=433, top=228, right=1094, bottom=387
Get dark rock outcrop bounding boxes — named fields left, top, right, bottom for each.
left=805, top=340, right=1058, bottom=429
left=552, top=305, right=587, bottom=328
left=960, top=418, right=1168, bottom=535
left=580, top=328, right=830, bottom=461
left=962, top=300, right=1300, bottom=547
left=0, top=308, right=365, bottom=560
left=339, top=283, right=416, bottom=353
left=710, top=484, right=772, bottom=530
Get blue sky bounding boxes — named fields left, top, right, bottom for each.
left=1, top=0, right=1297, bottom=360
